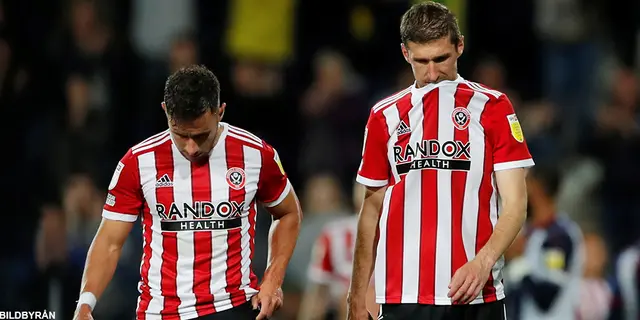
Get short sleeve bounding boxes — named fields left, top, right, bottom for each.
left=307, top=231, right=334, bottom=284
left=356, top=110, right=390, bottom=187
left=487, top=96, right=535, bottom=171
left=257, top=143, right=291, bottom=207
left=102, top=149, right=143, bottom=222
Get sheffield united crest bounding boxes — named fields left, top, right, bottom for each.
left=451, top=107, right=471, bottom=130
left=226, top=167, right=246, bottom=190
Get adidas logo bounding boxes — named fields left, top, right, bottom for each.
left=397, top=121, right=411, bottom=136
left=156, top=174, right=173, bottom=188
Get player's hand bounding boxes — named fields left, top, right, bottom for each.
left=448, top=258, right=492, bottom=304
left=73, top=304, right=94, bottom=320
left=346, top=298, right=373, bottom=320
left=251, top=285, right=283, bottom=319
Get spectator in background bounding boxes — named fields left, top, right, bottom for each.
left=287, top=173, right=351, bottom=295
left=609, top=240, right=640, bottom=320
left=534, top=0, right=601, bottom=153
left=576, top=232, right=611, bottom=320
left=581, top=68, right=640, bottom=255
left=298, top=49, right=368, bottom=189
left=504, top=166, right=583, bottom=320
left=298, top=182, right=377, bottom=320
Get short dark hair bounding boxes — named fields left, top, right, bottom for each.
left=400, top=1, right=461, bottom=45
left=529, top=166, right=561, bottom=198
left=164, top=65, right=220, bottom=122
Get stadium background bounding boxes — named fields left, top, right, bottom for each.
left=1, top=0, right=639, bottom=319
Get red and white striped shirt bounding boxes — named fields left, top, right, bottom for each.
left=357, top=76, right=534, bottom=305
left=103, top=122, right=291, bottom=320
left=308, top=216, right=358, bottom=303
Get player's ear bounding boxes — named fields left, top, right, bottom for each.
left=401, top=43, right=410, bottom=63
left=218, top=103, right=226, bottom=120
left=161, top=101, right=167, bottom=111
left=457, top=36, right=465, bottom=56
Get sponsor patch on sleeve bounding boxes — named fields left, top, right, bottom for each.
left=108, top=162, right=125, bottom=190
left=274, top=149, right=285, bottom=175
left=506, top=114, right=524, bottom=143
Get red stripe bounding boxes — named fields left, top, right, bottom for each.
left=156, top=143, right=181, bottom=317
left=384, top=95, right=413, bottom=302
left=225, top=141, right=248, bottom=307
left=478, top=98, right=497, bottom=302
left=191, top=161, right=215, bottom=315
left=385, top=184, right=405, bottom=303
left=248, top=201, right=259, bottom=289
left=136, top=200, right=153, bottom=319
left=451, top=85, right=473, bottom=281
left=418, top=88, right=439, bottom=304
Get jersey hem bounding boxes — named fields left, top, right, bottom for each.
left=494, top=158, right=535, bottom=171
left=263, top=179, right=292, bottom=207
left=356, top=175, right=388, bottom=187
left=102, top=209, right=138, bottom=222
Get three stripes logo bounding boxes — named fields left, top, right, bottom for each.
left=156, top=174, right=173, bottom=188
left=397, top=120, right=411, bottom=136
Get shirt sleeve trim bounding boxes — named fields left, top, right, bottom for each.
left=102, top=209, right=138, bottom=222
left=494, top=159, right=535, bottom=171
left=263, top=179, right=292, bottom=208
left=356, top=175, right=388, bottom=187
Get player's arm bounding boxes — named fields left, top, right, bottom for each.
left=348, top=109, right=390, bottom=314
left=348, top=186, right=385, bottom=307
left=75, top=152, right=143, bottom=317
left=76, top=219, right=135, bottom=312
left=262, top=190, right=302, bottom=290
left=476, top=95, right=534, bottom=270
left=258, top=145, right=302, bottom=292
left=475, top=167, right=528, bottom=271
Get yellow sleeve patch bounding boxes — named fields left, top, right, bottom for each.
left=507, top=114, right=524, bottom=143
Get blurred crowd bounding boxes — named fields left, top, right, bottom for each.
left=1, top=0, right=639, bottom=319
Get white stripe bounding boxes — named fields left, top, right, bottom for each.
left=401, top=92, right=424, bottom=302
left=171, top=144, right=197, bottom=319
left=462, top=92, right=489, bottom=262
left=133, top=130, right=170, bottom=151
left=434, top=84, right=456, bottom=301
left=262, top=180, right=292, bottom=207
left=242, top=146, right=261, bottom=300
left=133, top=135, right=172, bottom=155
left=465, top=81, right=502, bottom=99
left=228, top=125, right=262, bottom=144
left=210, top=138, right=232, bottom=312
left=355, top=175, right=388, bottom=187
left=488, top=175, right=501, bottom=302
left=382, top=105, right=401, bottom=184
left=227, top=132, right=263, bottom=149
left=138, top=151, right=165, bottom=315
left=102, top=209, right=138, bottom=222
left=373, top=87, right=411, bottom=113
left=375, top=187, right=393, bottom=304
left=494, top=159, right=535, bottom=171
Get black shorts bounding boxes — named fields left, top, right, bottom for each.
left=194, top=301, right=260, bottom=320
left=379, top=300, right=506, bottom=320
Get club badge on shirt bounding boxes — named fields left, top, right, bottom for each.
left=507, top=114, right=524, bottom=143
